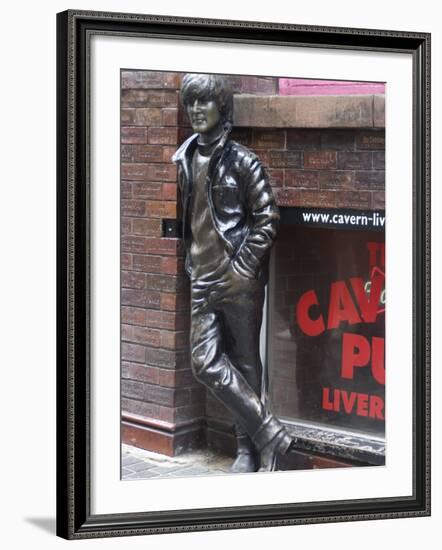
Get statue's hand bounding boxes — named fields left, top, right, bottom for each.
left=211, top=261, right=258, bottom=300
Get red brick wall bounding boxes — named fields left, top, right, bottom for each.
left=229, top=127, right=385, bottom=210
left=121, top=71, right=207, bottom=455
left=120, top=70, right=385, bottom=457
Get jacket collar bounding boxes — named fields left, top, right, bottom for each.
left=171, top=133, right=198, bottom=166
left=172, top=128, right=232, bottom=184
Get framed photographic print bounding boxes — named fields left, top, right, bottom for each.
left=56, top=9, right=431, bottom=539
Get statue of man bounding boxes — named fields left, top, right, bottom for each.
left=172, top=73, right=294, bottom=472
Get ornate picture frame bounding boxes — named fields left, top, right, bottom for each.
left=56, top=10, right=430, bottom=539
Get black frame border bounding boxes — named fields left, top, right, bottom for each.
left=56, top=9, right=431, bottom=540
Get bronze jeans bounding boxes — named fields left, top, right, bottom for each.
left=190, top=269, right=266, bottom=436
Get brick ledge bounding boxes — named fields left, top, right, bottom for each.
left=122, top=417, right=204, bottom=457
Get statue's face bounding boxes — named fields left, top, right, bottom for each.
left=187, top=99, right=221, bottom=134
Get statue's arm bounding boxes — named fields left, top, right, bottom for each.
left=232, top=155, right=280, bottom=279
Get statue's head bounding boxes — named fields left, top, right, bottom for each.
left=180, top=73, right=233, bottom=134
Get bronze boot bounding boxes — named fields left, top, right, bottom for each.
left=230, top=428, right=259, bottom=473
left=252, top=416, right=294, bottom=472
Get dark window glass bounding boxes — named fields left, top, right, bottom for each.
left=267, top=223, right=385, bottom=437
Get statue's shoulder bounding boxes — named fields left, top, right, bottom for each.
left=227, top=140, right=264, bottom=175
left=227, top=139, right=260, bottom=165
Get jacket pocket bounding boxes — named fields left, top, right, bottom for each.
left=212, top=176, right=242, bottom=216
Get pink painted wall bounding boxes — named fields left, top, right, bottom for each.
left=279, top=79, right=385, bottom=95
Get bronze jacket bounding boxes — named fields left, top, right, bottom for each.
left=172, top=132, right=280, bottom=284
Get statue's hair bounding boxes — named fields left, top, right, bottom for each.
left=180, top=73, right=233, bottom=126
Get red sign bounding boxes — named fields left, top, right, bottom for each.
left=268, top=226, right=385, bottom=437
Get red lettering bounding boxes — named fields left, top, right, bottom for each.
left=380, top=244, right=385, bottom=268
left=334, top=389, right=340, bottom=411
left=321, top=387, right=384, bottom=420
left=367, top=242, right=378, bottom=266
left=322, top=387, right=333, bottom=411
left=350, top=275, right=383, bottom=323
left=341, top=333, right=371, bottom=379
left=327, top=281, right=361, bottom=330
left=371, top=337, right=385, bottom=385
left=296, top=289, right=325, bottom=336
left=341, top=390, right=357, bottom=414
left=356, top=393, right=369, bottom=416
left=367, top=242, right=385, bottom=268
left=369, top=395, right=384, bottom=419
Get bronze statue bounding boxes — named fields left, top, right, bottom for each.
left=172, top=73, right=294, bottom=472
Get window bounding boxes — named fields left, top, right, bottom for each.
left=267, top=211, right=385, bottom=438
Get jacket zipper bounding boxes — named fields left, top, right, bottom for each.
left=206, top=145, right=235, bottom=256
